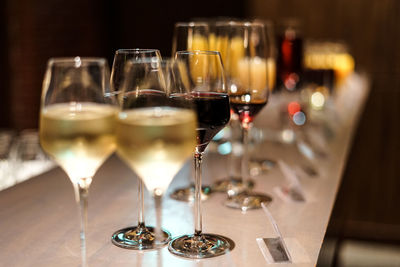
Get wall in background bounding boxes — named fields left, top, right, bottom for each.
left=0, top=0, right=245, bottom=130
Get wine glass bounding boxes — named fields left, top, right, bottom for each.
left=110, top=49, right=161, bottom=99
left=170, top=22, right=214, bottom=202
left=248, top=19, right=278, bottom=173
left=110, top=49, right=174, bottom=250
left=171, top=22, right=210, bottom=56
left=39, top=57, right=117, bottom=266
left=114, top=57, right=197, bottom=250
left=223, top=21, right=273, bottom=210
left=168, top=50, right=232, bottom=259
left=212, top=20, right=271, bottom=193
left=210, top=20, right=245, bottom=193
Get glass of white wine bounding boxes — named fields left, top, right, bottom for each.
left=114, top=57, right=197, bottom=249
left=110, top=48, right=174, bottom=250
left=39, top=57, right=117, bottom=267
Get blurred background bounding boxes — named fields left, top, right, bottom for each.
left=0, top=0, right=399, bottom=266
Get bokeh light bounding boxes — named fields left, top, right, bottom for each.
left=293, top=111, right=306, bottom=126
left=311, top=91, right=325, bottom=110
left=287, top=101, right=301, bottom=116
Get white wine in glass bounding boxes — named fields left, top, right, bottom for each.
left=39, top=57, right=117, bottom=267
left=110, top=49, right=174, bottom=250
left=113, top=58, right=197, bottom=250
left=41, top=103, right=116, bottom=184
left=116, top=107, right=196, bottom=194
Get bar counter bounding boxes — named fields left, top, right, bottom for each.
left=0, top=74, right=369, bottom=266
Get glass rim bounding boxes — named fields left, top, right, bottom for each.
left=125, top=57, right=162, bottom=65
left=174, top=21, right=209, bottom=27
left=47, top=57, right=107, bottom=66
left=115, top=48, right=161, bottom=54
left=215, top=20, right=265, bottom=28
left=175, top=50, right=221, bottom=57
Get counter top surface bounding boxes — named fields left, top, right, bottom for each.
left=0, top=74, right=369, bottom=267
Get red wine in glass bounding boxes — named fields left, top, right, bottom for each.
left=191, top=92, right=231, bottom=151
left=170, top=91, right=230, bottom=152
left=229, top=93, right=267, bottom=127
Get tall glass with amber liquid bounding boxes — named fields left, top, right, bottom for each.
left=39, top=57, right=117, bottom=267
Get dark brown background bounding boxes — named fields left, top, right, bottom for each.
left=1, top=0, right=399, bottom=264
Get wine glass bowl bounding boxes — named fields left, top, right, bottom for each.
left=110, top=49, right=163, bottom=96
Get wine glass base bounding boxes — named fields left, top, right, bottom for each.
left=169, top=185, right=212, bottom=202
left=111, top=225, right=171, bottom=250
left=168, top=233, right=233, bottom=259
left=212, top=177, right=254, bottom=196
left=225, top=192, right=272, bottom=211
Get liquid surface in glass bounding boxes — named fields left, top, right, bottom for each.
left=229, top=93, right=267, bottom=124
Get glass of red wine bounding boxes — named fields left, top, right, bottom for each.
left=168, top=50, right=233, bottom=258
left=223, top=21, right=273, bottom=210
left=169, top=22, right=214, bottom=202
left=110, top=49, right=172, bottom=250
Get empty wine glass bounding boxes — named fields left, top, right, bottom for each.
left=168, top=50, right=232, bottom=259
left=39, top=57, right=117, bottom=266
left=110, top=49, right=174, bottom=250
left=114, top=57, right=197, bottom=250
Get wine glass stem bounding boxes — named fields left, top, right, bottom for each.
left=137, top=179, right=145, bottom=227
left=241, top=126, right=250, bottom=188
left=194, top=152, right=203, bottom=236
left=75, top=182, right=89, bottom=267
left=153, top=190, right=163, bottom=241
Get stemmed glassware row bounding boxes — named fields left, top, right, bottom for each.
left=38, top=51, right=234, bottom=264
left=170, top=20, right=274, bottom=210
left=38, top=19, right=274, bottom=265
